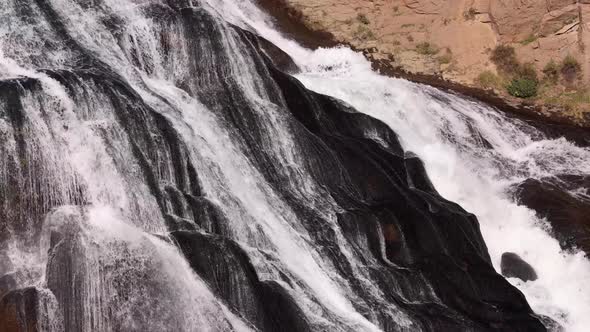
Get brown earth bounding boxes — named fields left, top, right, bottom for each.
left=256, top=0, right=590, bottom=127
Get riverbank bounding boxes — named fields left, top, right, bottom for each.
left=256, top=0, right=590, bottom=129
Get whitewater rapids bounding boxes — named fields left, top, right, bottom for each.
left=213, top=1, right=590, bottom=331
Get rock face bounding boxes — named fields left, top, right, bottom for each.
left=501, top=252, right=538, bottom=282
left=256, top=0, right=590, bottom=126
left=0, top=287, right=63, bottom=332
left=0, top=273, right=17, bottom=300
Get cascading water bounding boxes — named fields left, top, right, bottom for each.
left=0, top=0, right=587, bottom=331
left=208, top=1, right=590, bottom=331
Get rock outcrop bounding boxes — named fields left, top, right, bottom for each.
left=0, top=287, right=63, bottom=332
left=501, top=252, right=538, bottom=282
left=514, top=175, right=590, bottom=254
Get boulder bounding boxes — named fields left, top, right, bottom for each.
left=513, top=176, right=590, bottom=255
left=501, top=252, right=538, bottom=282
left=0, top=287, right=62, bottom=332
left=0, top=273, right=17, bottom=300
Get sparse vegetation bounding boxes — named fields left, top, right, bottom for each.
left=490, top=44, right=519, bottom=72
left=415, top=42, right=439, bottom=55
left=353, top=25, right=375, bottom=41
left=476, top=71, right=502, bottom=90
left=507, top=78, right=538, bottom=98
left=520, top=34, right=538, bottom=46
left=517, top=62, right=538, bottom=82
left=561, top=55, right=581, bottom=82
left=542, top=60, right=559, bottom=83
left=357, top=13, right=370, bottom=25
left=564, top=15, right=578, bottom=25
left=463, top=7, right=477, bottom=20
left=392, top=40, right=401, bottom=46
left=544, top=90, right=590, bottom=111
left=437, top=53, right=452, bottom=64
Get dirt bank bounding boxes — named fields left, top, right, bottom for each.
left=256, top=0, right=590, bottom=128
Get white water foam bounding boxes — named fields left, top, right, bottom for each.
left=207, top=1, right=590, bottom=330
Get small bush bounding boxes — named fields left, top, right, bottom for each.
left=415, top=42, right=439, bottom=55
left=393, top=6, right=399, bottom=12
left=464, top=8, right=477, bottom=20
left=561, top=55, right=581, bottom=82
left=517, top=62, right=538, bottom=82
left=357, top=13, right=370, bottom=25
left=401, top=23, right=415, bottom=28
left=353, top=25, right=375, bottom=41
left=407, top=35, right=414, bottom=42
left=476, top=71, right=501, bottom=89
left=437, top=53, right=452, bottom=64
left=542, top=60, right=559, bottom=83
left=520, top=34, right=538, bottom=45
left=491, top=44, right=519, bottom=72
left=506, top=78, right=538, bottom=98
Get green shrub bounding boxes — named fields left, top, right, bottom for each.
left=506, top=78, right=538, bottom=98
left=415, top=42, right=439, bottom=55
left=476, top=70, right=501, bottom=89
left=542, top=60, right=559, bottom=83
left=561, top=55, right=581, bottom=82
left=357, top=13, right=370, bottom=25
left=491, top=44, right=519, bottom=72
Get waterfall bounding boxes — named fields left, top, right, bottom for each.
left=0, top=0, right=587, bottom=331
left=208, top=1, right=590, bottom=331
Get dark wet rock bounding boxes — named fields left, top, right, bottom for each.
left=172, top=230, right=312, bottom=332
left=45, top=212, right=88, bottom=332
left=501, top=252, right=538, bottom=282
left=184, top=195, right=230, bottom=235
left=538, top=315, right=564, bottom=332
left=0, top=273, right=18, bottom=300
left=404, top=152, right=438, bottom=194
left=264, top=51, right=545, bottom=330
left=254, top=0, right=338, bottom=49
left=257, top=280, right=312, bottom=332
left=164, top=213, right=199, bottom=231
left=514, top=176, right=590, bottom=254
left=0, top=287, right=62, bottom=332
left=247, top=32, right=300, bottom=73
left=0, top=287, right=39, bottom=332
left=0, top=253, right=12, bottom=278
